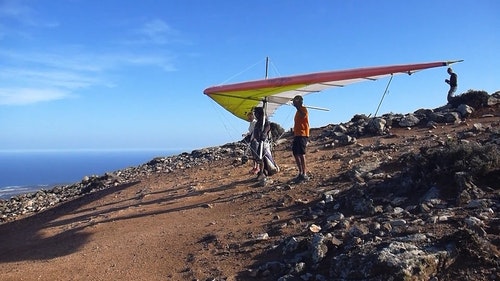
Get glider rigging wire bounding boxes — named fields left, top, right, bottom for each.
left=210, top=58, right=270, bottom=142
left=373, top=74, right=394, bottom=117
left=209, top=98, right=240, bottom=140
left=218, top=58, right=267, bottom=86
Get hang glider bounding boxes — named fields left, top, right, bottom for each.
left=204, top=60, right=463, bottom=121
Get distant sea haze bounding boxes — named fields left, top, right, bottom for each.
left=0, top=149, right=182, bottom=199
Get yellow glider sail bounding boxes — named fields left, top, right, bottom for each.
left=204, top=60, right=463, bottom=121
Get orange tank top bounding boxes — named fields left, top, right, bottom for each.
left=293, top=106, right=309, bottom=137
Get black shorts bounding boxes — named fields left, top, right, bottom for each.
left=292, top=136, right=308, bottom=156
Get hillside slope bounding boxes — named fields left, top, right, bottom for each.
left=0, top=91, right=498, bottom=281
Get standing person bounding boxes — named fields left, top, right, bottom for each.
left=252, top=107, right=271, bottom=179
left=242, top=110, right=259, bottom=174
left=445, top=67, right=458, bottom=103
left=292, top=95, right=310, bottom=182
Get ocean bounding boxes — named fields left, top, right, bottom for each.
left=0, top=149, right=183, bottom=200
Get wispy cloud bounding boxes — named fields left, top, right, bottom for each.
left=0, top=0, right=58, bottom=28
left=0, top=48, right=178, bottom=105
left=0, top=88, right=70, bottom=105
left=136, top=19, right=179, bottom=45
left=0, top=6, right=182, bottom=106
left=0, top=0, right=32, bottom=20
left=0, top=49, right=110, bottom=105
left=1, top=67, right=100, bottom=89
left=119, top=53, right=177, bottom=72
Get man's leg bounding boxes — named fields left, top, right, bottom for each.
left=447, top=86, right=457, bottom=102
left=299, top=154, right=307, bottom=176
left=299, top=154, right=309, bottom=180
left=294, top=154, right=303, bottom=175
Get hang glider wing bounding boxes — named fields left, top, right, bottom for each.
left=204, top=60, right=463, bottom=121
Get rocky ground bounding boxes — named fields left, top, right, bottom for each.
left=0, top=91, right=499, bottom=281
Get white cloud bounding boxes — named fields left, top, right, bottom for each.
left=0, top=49, right=108, bottom=72
left=0, top=88, right=71, bottom=105
left=0, top=0, right=58, bottom=28
left=0, top=47, right=177, bottom=103
left=137, top=19, right=178, bottom=45
left=119, top=53, right=177, bottom=72
left=0, top=0, right=31, bottom=19
left=2, top=68, right=99, bottom=89
left=0, top=9, right=181, bottom=106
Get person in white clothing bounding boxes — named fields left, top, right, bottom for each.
left=242, top=110, right=259, bottom=174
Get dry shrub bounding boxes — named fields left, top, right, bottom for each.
left=449, top=90, right=490, bottom=108
left=402, top=141, right=500, bottom=188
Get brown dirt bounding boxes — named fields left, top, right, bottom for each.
left=0, top=107, right=498, bottom=281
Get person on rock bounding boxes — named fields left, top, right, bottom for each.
left=445, top=67, right=458, bottom=103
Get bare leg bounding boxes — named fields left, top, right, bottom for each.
left=294, top=154, right=306, bottom=175
left=300, top=155, right=307, bottom=175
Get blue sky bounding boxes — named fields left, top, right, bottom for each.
left=1, top=0, right=498, bottom=152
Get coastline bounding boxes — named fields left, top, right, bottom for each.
left=0, top=149, right=185, bottom=199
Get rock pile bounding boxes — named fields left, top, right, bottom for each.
left=317, top=90, right=499, bottom=147
left=250, top=141, right=499, bottom=280
left=246, top=91, right=500, bottom=280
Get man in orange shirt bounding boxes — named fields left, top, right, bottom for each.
left=292, top=95, right=310, bottom=182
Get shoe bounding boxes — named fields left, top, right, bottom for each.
left=293, top=174, right=310, bottom=183
left=292, top=174, right=303, bottom=183
left=257, top=172, right=266, bottom=181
